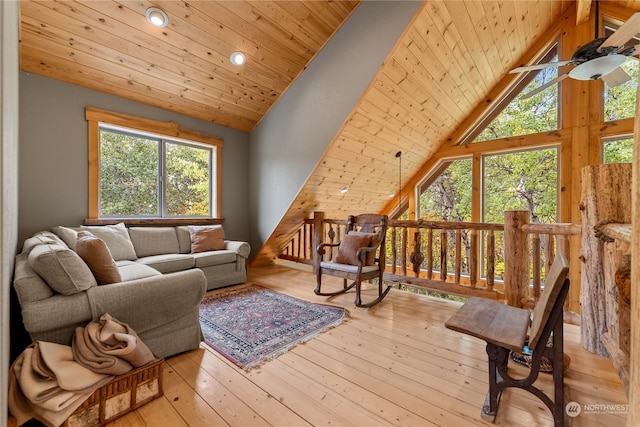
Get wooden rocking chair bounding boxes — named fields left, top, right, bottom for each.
left=314, top=214, right=390, bottom=307
left=445, top=253, right=570, bottom=426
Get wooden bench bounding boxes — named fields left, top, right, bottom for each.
left=445, top=254, right=570, bottom=427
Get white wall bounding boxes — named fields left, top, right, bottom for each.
left=248, top=1, right=421, bottom=256
left=1, top=1, right=20, bottom=424
left=18, top=73, right=251, bottom=245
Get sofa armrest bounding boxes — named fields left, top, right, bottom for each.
left=20, top=292, right=93, bottom=335
left=224, top=240, right=250, bottom=258
left=86, top=269, right=207, bottom=336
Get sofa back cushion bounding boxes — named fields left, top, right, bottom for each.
left=176, top=226, right=192, bottom=254
left=79, top=223, right=137, bottom=261
left=28, top=244, right=97, bottom=295
left=128, top=227, right=180, bottom=257
left=52, top=226, right=80, bottom=250
left=13, top=253, right=54, bottom=303
left=22, top=232, right=65, bottom=255
left=75, top=231, right=122, bottom=285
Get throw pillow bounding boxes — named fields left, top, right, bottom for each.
left=28, top=244, right=97, bottom=295
left=52, top=226, right=79, bottom=250
left=188, top=225, right=225, bottom=253
left=348, top=231, right=380, bottom=266
left=79, top=223, right=137, bottom=261
left=75, top=231, right=122, bottom=285
left=335, top=233, right=372, bottom=266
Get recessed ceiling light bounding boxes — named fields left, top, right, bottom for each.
left=230, top=51, right=246, bottom=66
left=388, top=192, right=395, bottom=198
left=340, top=185, right=350, bottom=194
left=146, top=7, right=168, bottom=28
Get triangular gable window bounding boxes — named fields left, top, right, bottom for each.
left=461, top=44, right=560, bottom=144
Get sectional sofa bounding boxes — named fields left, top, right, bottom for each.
left=12, top=223, right=250, bottom=358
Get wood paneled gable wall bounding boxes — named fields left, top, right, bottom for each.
left=253, top=0, right=574, bottom=266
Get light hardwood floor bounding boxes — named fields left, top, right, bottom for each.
left=11, top=264, right=628, bottom=426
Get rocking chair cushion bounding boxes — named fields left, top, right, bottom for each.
left=347, top=232, right=379, bottom=265
left=319, top=261, right=379, bottom=274
left=334, top=233, right=372, bottom=265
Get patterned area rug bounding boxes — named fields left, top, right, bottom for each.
left=199, top=284, right=348, bottom=370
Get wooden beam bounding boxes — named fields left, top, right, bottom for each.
left=576, top=0, right=592, bottom=26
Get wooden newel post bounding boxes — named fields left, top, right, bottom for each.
left=580, top=164, right=631, bottom=357
left=504, top=210, right=530, bottom=307
left=312, top=211, right=325, bottom=275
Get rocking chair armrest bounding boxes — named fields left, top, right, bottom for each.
left=356, top=246, right=376, bottom=258
left=316, top=242, right=340, bottom=255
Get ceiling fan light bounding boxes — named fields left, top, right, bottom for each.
left=568, top=54, right=627, bottom=80
left=230, top=51, right=246, bottom=66
left=145, top=7, right=168, bottom=28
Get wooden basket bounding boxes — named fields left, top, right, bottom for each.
left=62, top=358, right=164, bottom=427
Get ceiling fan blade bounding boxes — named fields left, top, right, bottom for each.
left=509, top=61, right=573, bottom=74
left=521, top=74, right=570, bottom=99
left=599, top=12, right=640, bottom=51
left=601, top=66, right=632, bottom=87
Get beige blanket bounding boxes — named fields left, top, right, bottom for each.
left=72, top=313, right=157, bottom=375
left=8, top=341, right=112, bottom=427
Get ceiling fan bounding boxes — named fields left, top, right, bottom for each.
left=510, top=10, right=640, bottom=99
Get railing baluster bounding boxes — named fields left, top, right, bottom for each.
left=427, top=228, right=433, bottom=280
left=470, top=229, right=478, bottom=289
left=532, top=233, right=541, bottom=299
left=440, top=228, right=447, bottom=282
left=455, top=229, right=462, bottom=285
left=486, top=230, right=495, bottom=292
left=401, top=227, right=408, bottom=276
left=391, top=227, right=397, bottom=274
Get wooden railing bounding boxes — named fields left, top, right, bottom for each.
left=280, top=211, right=581, bottom=306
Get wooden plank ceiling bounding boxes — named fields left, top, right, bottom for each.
left=19, top=0, right=359, bottom=133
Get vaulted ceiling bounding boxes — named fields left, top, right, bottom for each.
left=18, top=1, right=640, bottom=264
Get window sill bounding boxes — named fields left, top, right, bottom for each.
left=84, top=218, right=225, bottom=227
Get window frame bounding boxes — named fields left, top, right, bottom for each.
left=86, top=107, right=223, bottom=224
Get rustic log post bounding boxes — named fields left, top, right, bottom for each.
left=312, top=211, right=325, bottom=274
left=580, top=164, right=631, bottom=356
left=504, top=210, right=530, bottom=307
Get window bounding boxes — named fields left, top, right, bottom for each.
left=418, top=158, right=472, bottom=222
left=603, top=60, right=638, bottom=121
left=99, top=126, right=214, bottom=217
left=86, top=108, right=222, bottom=220
left=603, top=23, right=639, bottom=121
left=603, top=135, right=634, bottom=163
left=482, top=147, right=558, bottom=224
left=461, top=44, right=560, bottom=144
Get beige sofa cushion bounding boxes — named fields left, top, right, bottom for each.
left=28, top=244, right=97, bottom=295
left=115, top=261, right=162, bottom=282
left=192, top=250, right=237, bottom=268
left=80, top=223, right=137, bottom=261
left=52, top=226, right=80, bottom=250
left=128, top=227, right=180, bottom=257
left=22, top=233, right=62, bottom=255
left=135, top=254, right=195, bottom=274
left=13, top=253, right=54, bottom=303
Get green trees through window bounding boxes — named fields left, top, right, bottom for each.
left=99, top=127, right=212, bottom=218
